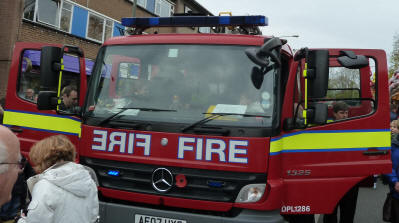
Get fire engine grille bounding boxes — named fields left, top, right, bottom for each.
left=80, top=157, right=267, bottom=203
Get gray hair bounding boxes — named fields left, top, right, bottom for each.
left=0, top=141, right=9, bottom=174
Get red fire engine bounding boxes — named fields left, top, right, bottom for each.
left=3, top=15, right=391, bottom=223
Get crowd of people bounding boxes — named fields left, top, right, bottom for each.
left=0, top=126, right=99, bottom=223
left=0, top=95, right=398, bottom=222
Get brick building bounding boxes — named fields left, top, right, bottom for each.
left=0, top=0, right=212, bottom=99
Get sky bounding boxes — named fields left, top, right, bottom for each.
left=195, top=0, right=399, bottom=62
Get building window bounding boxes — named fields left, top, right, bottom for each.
left=37, top=0, right=60, bottom=27
left=60, top=1, right=72, bottom=32
left=22, top=0, right=121, bottom=43
left=87, top=13, right=104, bottom=42
left=104, top=20, right=113, bottom=41
left=23, top=0, right=35, bottom=20
left=184, top=5, right=192, bottom=13
left=199, top=27, right=211, bottom=33
left=137, top=0, right=147, bottom=8
left=155, top=0, right=174, bottom=17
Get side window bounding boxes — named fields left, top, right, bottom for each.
left=58, top=53, right=81, bottom=113
left=18, top=50, right=81, bottom=108
left=19, top=50, right=41, bottom=103
left=293, top=57, right=376, bottom=126
left=324, top=58, right=375, bottom=121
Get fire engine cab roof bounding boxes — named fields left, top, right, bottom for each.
left=103, top=33, right=293, bottom=57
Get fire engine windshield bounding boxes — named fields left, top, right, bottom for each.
left=85, top=44, right=277, bottom=132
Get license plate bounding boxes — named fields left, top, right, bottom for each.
left=135, top=214, right=187, bottom=223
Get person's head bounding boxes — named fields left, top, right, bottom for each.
left=391, top=103, right=398, bottom=113
left=332, top=101, right=349, bottom=120
left=0, top=125, right=21, bottom=206
left=61, top=85, right=78, bottom=108
left=25, top=88, right=34, bottom=100
left=391, top=120, right=399, bottom=136
left=29, top=135, right=76, bottom=174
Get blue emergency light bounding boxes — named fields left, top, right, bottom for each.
left=107, top=170, right=120, bottom=176
left=121, top=15, right=268, bottom=28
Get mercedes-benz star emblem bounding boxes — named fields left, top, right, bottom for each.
left=152, top=168, right=174, bottom=193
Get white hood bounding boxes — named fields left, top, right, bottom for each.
left=20, top=162, right=99, bottom=223
left=28, top=162, right=94, bottom=198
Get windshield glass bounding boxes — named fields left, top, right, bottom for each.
left=86, top=44, right=277, bottom=128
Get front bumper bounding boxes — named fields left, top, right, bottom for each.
left=99, top=201, right=285, bottom=223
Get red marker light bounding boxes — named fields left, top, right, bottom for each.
left=175, top=174, right=187, bottom=188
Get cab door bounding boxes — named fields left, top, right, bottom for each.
left=3, top=42, right=85, bottom=158
left=278, top=49, right=390, bottom=214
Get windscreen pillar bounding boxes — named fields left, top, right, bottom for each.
left=0, top=0, right=23, bottom=100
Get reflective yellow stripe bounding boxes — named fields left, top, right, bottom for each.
left=3, top=110, right=81, bottom=136
left=270, top=130, right=390, bottom=154
left=303, top=63, right=308, bottom=125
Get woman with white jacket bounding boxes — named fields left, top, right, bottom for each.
left=17, top=135, right=99, bottom=223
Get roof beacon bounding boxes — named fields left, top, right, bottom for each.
left=121, top=15, right=268, bottom=35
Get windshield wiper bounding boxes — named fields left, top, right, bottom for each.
left=98, top=107, right=177, bottom=126
left=181, top=112, right=270, bottom=133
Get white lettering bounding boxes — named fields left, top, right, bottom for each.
left=136, top=134, right=151, bottom=156
left=127, top=133, right=135, bottom=154
left=228, top=140, right=248, bottom=163
left=92, top=130, right=107, bottom=151
left=205, top=139, right=226, bottom=162
left=108, top=132, right=126, bottom=153
left=196, top=138, right=203, bottom=160
left=178, top=137, right=195, bottom=159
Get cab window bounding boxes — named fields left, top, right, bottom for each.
left=293, top=57, right=376, bottom=125
left=18, top=50, right=81, bottom=107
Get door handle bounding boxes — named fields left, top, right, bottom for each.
left=8, top=126, right=23, bottom=133
left=363, top=148, right=389, bottom=156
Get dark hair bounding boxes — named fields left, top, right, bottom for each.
left=333, top=101, right=349, bottom=113
left=61, top=85, right=77, bottom=97
left=391, top=103, right=398, bottom=111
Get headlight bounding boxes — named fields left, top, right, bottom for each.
left=235, top=184, right=266, bottom=203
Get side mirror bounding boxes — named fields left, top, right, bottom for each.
left=40, top=46, right=62, bottom=91
left=250, top=67, right=264, bottom=89
left=307, top=50, right=329, bottom=98
left=307, top=103, right=328, bottom=125
left=245, top=37, right=282, bottom=67
left=37, top=91, right=58, bottom=110
left=337, top=50, right=369, bottom=69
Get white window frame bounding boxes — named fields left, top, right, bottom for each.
left=86, top=12, right=115, bottom=43
left=155, top=0, right=175, bottom=17
left=104, top=19, right=114, bottom=42
left=86, top=12, right=105, bottom=43
left=35, top=0, right=61, bottom=28
left=137, top=0, right=147, bottom=8
left=59, top=0, right=74, bottom=33
left=25, top=0, right=122, bottom=43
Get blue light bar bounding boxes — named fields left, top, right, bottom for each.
left=121, top=15, right=268, bottom=28
left=107, top=170, right=120, bottom=176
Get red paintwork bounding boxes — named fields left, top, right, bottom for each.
left=5, top=42, right=87, bottom=158
left=7, top=37, right=391, bottom=215
left=80, top=125, right=269, bottom=173
left=273, top=48, right=391, bottom=213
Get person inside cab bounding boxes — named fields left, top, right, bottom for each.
left=324, top=101, right=359, bottom=223
left=59, top=85, right=78, bottom=112
left=332, top=101, right=349, bottom=120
